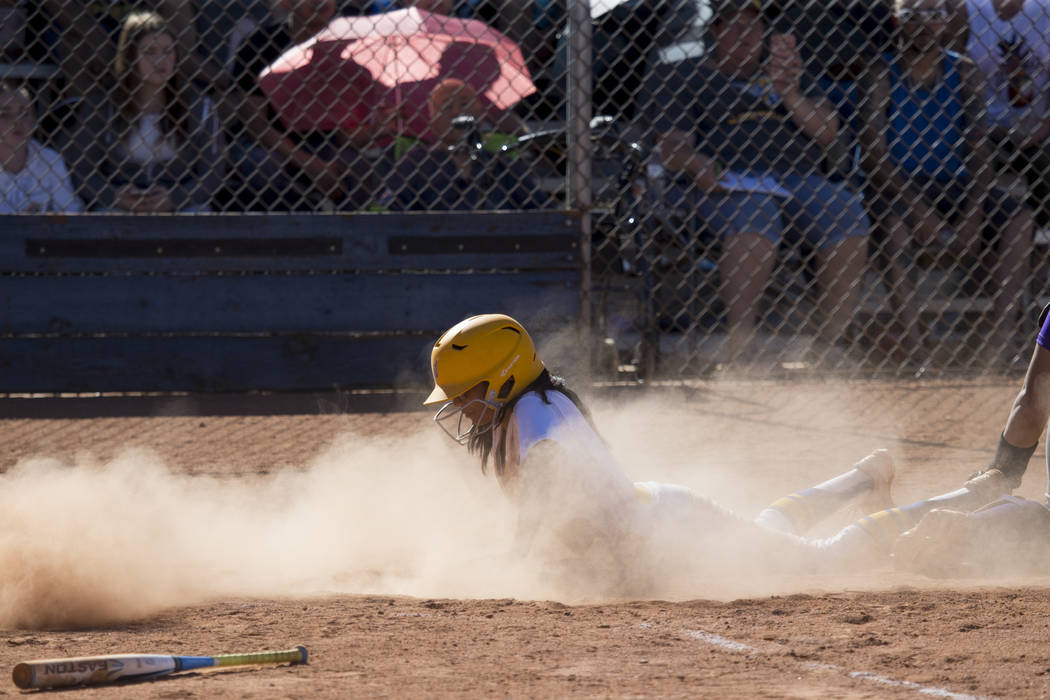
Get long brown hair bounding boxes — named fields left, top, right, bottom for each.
left=113, top=11, right=189, bottom=142
left=468, top=369, right=601, bottom=479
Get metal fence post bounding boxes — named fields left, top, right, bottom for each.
left=567, top=0, right=593, bottom=372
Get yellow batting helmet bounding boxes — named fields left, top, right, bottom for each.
left=424, top=314, right=545, bottom=406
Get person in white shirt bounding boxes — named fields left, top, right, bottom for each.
left=422, top=314, right=1019, bottom=592
left=0, top=84, right=82, bottom=213
left=959, top=0, right=1050, bottom=232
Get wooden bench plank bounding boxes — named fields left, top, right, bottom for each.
left=0, top=328, right=581, bottom=394
left=0, top=272, right=578, bottom=334
left=0, top=336, right=434, bottom=393
left=0, top=212, right=581, bottom=273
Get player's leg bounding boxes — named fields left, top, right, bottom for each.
left=753, top=449, right=895, bottom=536
left=641, top=458, right=1012, bottom=577
left=635, top=480, right=866, bottom=577
left=798, top=468, right=1018, bottom=570
left=748, top=465, right=1028, bottom=574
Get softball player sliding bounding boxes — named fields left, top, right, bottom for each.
left=424, top=314, right=1022, bottom=587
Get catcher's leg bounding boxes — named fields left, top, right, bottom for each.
left=893, top=495, right=1050, bottom=577
left=754, top=450, right=895, bottom=535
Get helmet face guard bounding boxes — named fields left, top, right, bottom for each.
left=432, top=397, right=502, bottom=444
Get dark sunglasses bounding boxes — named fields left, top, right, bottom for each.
left=897, top=7, right=950, bottom=22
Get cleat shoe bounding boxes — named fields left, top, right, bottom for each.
left=855, top=449, right=895, bottom=516
left=892, top=508, right=974, bottom=578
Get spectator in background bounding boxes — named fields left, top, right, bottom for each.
left=227, top=0, right=393, bottom=211
left=60, top=11, right=223, bottom=212
left=40, top=0, right=217, bottom=95
left=647, top=0, right=870, bottom=368
left=858, top=0, right=1034, bottom=365
left=956, top=0, right=1050, bottom=238
left=0, top=82, right=82, bottom=212
left=375, top=78, right=550, bottom=210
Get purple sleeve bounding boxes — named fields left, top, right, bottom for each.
left=1037, top=303, right=1050, bottom=350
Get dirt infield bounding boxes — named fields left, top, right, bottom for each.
left=3, top=378, right=1050, bottom=698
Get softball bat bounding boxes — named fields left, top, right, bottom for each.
left=12, top=645, right=308, bottom=689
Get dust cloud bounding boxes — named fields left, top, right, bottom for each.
left=0, top=382, right=1030, bottom=629
left=0, top=428, right=548, bottom=629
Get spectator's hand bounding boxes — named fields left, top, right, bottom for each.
left=766, top=33, right=803, bottom=98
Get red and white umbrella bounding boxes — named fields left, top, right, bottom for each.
left=258, top=8, right=535, bottom=139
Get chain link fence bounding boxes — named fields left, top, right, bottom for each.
left=1, top=0, right=1048, bottom=380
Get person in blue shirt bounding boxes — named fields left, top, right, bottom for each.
left=858, top=0, right=1035, bottom=368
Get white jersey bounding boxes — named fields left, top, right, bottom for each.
left=966, top=0, right=1050, bottom=131
left=498, top=389, right=735, bottom=539
left=0, top=140, right=83, bottom=213
left=499, top=389, right=637, bottom=503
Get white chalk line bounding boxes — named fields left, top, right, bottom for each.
left=682, top=629, right=990, bottom=700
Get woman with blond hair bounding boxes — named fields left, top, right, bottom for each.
left=62, top=11, right=223, bottom=212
